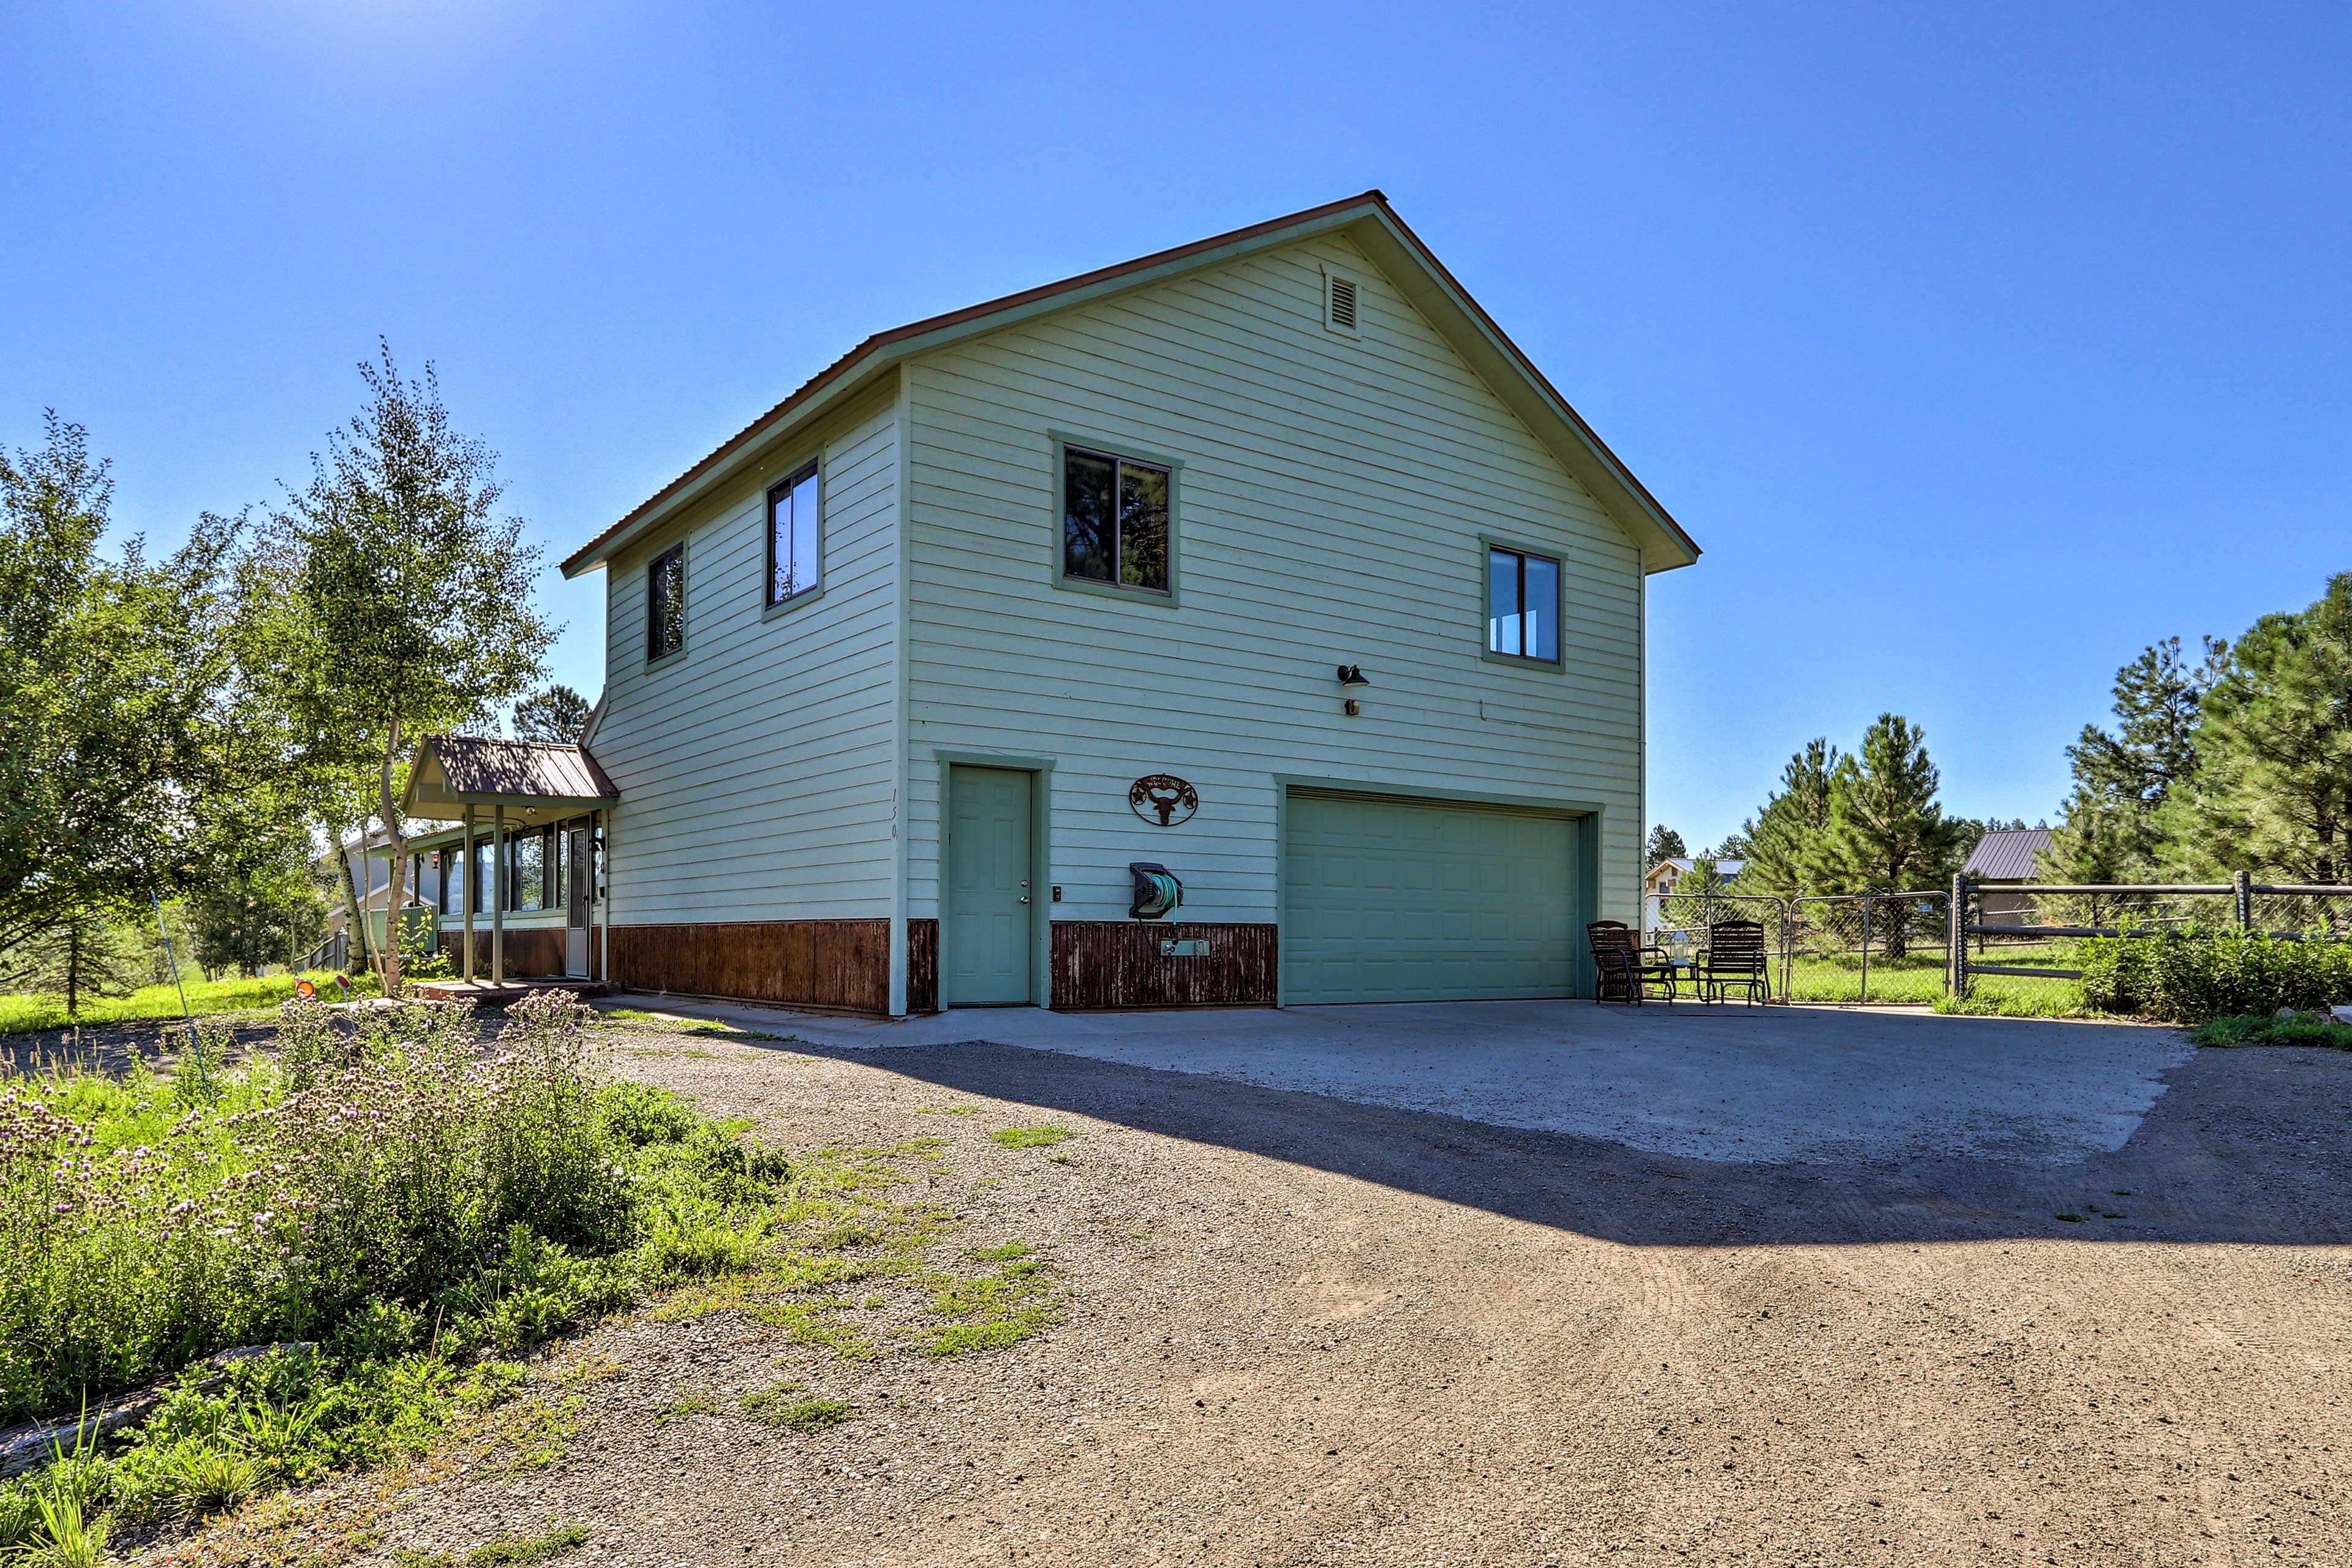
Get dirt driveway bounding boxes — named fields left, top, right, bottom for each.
left=365, top=1011, right=2352, bottom=1567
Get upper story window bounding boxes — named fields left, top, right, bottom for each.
left=1063, top=445, right=1170, bottom=595
left=647, top=543, right=685, bottom=662
left=767, top=460, right=821, bottom=606
left=1487, top=545, right=1561, bottom=663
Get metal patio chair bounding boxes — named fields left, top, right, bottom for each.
left=1697, top=919, right=1771, bottom=1006
left=1588, top=921, right=1678, bottom=1005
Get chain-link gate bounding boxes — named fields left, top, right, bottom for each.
left=1642, top=891, right=1795, bottom=1001
left=1642, top=889, right=1951, bottom=1006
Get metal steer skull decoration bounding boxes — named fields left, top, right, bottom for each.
left=1128, top=774, right=1199, bottom=827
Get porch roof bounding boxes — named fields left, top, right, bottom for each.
left=401, top=736, right=619, bottom=829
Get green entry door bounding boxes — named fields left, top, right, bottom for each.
left=945, top=766, right=1033, bottom=1006
left=1282, top=791, right=1581, bottom=1005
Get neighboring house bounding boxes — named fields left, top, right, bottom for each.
left=1641, top=857, right=1746, bottom=930
left=527, top=191, right=1698, bottom=1015
left=1962, top=826, right=2054, bottom=925
left=1642, top=857, right=1747, bottom=902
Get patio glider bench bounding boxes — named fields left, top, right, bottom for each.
left=1588, top=921, right=1678, bottom=1005
left=1697, top=919, right=1771, bottom=1006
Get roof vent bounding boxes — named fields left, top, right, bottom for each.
left=1325, top=274, right=1359, bottom=334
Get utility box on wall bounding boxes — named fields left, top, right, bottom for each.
left=1158, top=938, right=1208, bottom=957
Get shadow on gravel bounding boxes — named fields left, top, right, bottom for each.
left=771, top=1038, right=2352, bottom=1250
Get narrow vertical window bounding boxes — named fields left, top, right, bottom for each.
left=1487, top=545, right=1562, bottom=663
left=647, top=544, right=685, bottom=660
left=767, top=461, right=821, bottom=606
left=1062, top=445, right=1172, bottom=594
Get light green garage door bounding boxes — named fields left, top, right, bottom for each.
left=1281, top=791, right=1585, bottom=1005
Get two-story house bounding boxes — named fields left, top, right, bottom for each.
left=543, top=192, right=1698, bottom=1016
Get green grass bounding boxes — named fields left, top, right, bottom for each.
left=597, top=1006, right=796, bottom=1044
left=0, top=970, right=381, bottom=1037
left=658, top=1388, right=718, bottom=1420
left=396, top=1523, right=592, bottom=1568
left=738, top=1389, right=852, bottom=1433
left=990, top=1125, right=1074, bottom=1149
left=2189, top=1012, right=2352, bottom=1049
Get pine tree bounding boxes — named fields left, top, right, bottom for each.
left=1806, top=716, right=1962, bottom=956
left=513, top=683, right=592, bottom=744
left=2160, top=573, right=2352, bottom=883
left=2043, top=636, right=2220, bottom=882
left=1733, top=740, right=1842, bottom=896
left=2, top=910, right=146, bottom=1018
left=1644, top=824, right=1687, bottom=868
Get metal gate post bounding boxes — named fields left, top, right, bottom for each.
left=1949, top=873, right=1967, bottom=1000
left=1779, top=895, right=1793, bottom=1003
left=1860, top=895, right=1872, bottom=1006
left=2234, top=869, right=2252, bottom=932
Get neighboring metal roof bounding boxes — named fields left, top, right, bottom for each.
left=1962, top=827, right=2053, bottom=883
left=1648, top=858, right=1747, bottom=880
left=559, top=191, right=1701, bottom=581
left=401, top=736, right=619, bottom=821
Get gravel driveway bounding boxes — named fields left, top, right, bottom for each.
left=353, top=1012, right=2352, bottom=1567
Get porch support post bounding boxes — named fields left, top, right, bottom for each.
left=462, top=809, right=476, bottom=984
left=492, top=805, right=506, bottom=987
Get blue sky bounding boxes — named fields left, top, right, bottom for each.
left=5, top=1, right=2345, bottom=850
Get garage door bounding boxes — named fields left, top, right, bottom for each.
left=1281, top=791, right=1583, bottom=1005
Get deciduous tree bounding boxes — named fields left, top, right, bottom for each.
left=258, top=344, right=553, bottom=995
left=0, top=413, right=271, bottom=971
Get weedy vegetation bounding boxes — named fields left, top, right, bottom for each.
left=0, top=992, right=1066, bottom=1558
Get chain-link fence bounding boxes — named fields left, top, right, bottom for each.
left=1642, top=891, right=1794, bottom=1000
left=1638, top=875, right=2352, bottom=1008
left=1640, top=889, right=1952, bottom=1005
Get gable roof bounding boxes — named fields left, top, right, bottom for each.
left=560, top=192, right=1700, bottom=580
left=400, top=736, right=620, bottom=824
left=1962, top=827, right=2054, bottom=882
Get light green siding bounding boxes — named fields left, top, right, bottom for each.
left=902, top=233, right=1645, bottom=939
left=592, top=386, right=902, bottom=924
left=1282, top=793, right=1581, bottom=1003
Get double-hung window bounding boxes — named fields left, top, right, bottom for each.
left=767, top=460, right=821, bottom=606
left=647, top=544, right=685, bottom=662
left=1487, top=545, right=1561, bottom=663
left=1061, top=445, right=1171, bottom=595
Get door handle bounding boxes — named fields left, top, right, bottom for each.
left=1019, top=880, right=1030, bottom=905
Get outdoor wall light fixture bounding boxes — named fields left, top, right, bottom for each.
left=1336, top=663, right=1369, bottom=717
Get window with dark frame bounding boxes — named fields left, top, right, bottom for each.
left=766, top=461, right=821, bottom=606
left=647, top=544, right=685, bottom=660
left=1062, top=446, right=1170, bottom=594
left=1487, top=545, right=1562, bottom=662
